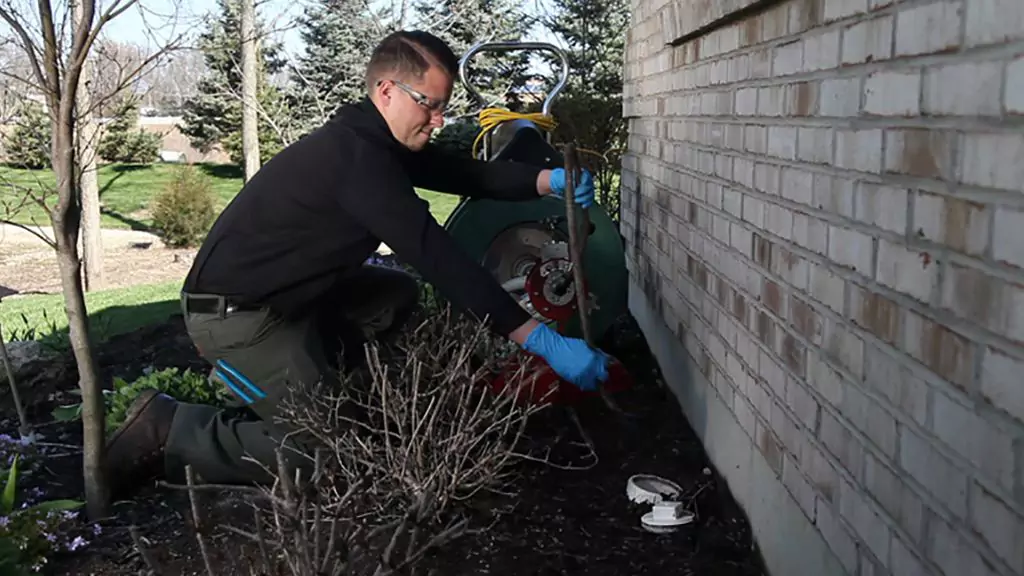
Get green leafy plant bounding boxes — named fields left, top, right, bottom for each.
left=150, top=164, right=217, bottom=248
left=53, top=367, right=231, bottom=431
left=0, top=454, right=88, bottom=575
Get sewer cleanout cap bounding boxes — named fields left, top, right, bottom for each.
left=626, top=474, right=695, bottom=533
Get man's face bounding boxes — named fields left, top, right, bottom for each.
left=376, top=64, right=451, bottom=151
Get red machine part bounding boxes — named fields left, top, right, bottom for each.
left=489, top=253, right=633, bottom=407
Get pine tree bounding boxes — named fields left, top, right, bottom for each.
left=412, top=0, right=535, bottom=117
left=288, top=0, right=378, bottom=136
left=4, top=101, right=51, bottom=169
left=181, top=0, right=290, bottom=166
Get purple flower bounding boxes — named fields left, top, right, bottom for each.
left=0, top=516, right=9, bottom=527
left=68, top=536, right=87, bottom=551
left=92, top=524, right=102, bottom=535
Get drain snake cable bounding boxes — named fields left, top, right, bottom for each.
left=471, top=107, right=606, bottom=162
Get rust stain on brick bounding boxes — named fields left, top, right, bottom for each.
left=896, top=129, right=951, bottom=179
left=763, top=279, right=782, bottom=315
left=753, top=233, right=772, bottom=268
left=790, top=295, right=822, bottom=341
left=943, top=197, right=986, bottom=253
left=790, top=82, right=818, bottom=117
left=742, top=15, right=762, bottom=46
left=689, top=201, right=698, bottom=224
left=917, top=316, right=974, bottom=390
left=759, top=426, right=784, bottom=476
left=858, top=289, right=901, bottom=344
left=790, top=0, right=821, bottom=34
left=718, top=276, right=732, bottom=307
left=782, top=333, right=806, bottom=378
left=734, top=292, right=749, bottom=324
left=758, top=310, right=775, bottom=348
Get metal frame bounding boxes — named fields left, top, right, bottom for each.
left=457, top=40, right=570, bottom=157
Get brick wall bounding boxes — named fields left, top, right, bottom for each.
left=620, top=0, right=1024, bottom=575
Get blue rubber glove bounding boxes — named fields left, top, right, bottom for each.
left=521, top=323, right=608, bottom=391
left=549, top=168, right=595, bottom=209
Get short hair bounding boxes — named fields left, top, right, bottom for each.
left=364, top=31, right=460, bottom=93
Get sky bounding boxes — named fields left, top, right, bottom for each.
left=102, top=0, right=564, bottom=61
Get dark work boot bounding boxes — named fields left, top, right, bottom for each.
left=102, top=388, right=179, bottom=501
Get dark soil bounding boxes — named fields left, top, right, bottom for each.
left=1, top=310, right=768, bottom=576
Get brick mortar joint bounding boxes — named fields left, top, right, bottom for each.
left=630, top=162, right=1024, bottom=361
left=661, top=266, right=1024, bottom=571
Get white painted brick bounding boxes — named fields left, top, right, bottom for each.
left=992, top=206, right=1024, bottom=269
left=828, top=225, right=875, bottom=276
left=821, top=78, right=862, bottom=117
left=736, top=87, right=758, bottom=115
left=840, top=384, right=895, bottom=457
left=856, top=183, right=907, bottom=234
left=891, top=534, right=929, bottom=576
left=928, top=516, right=1000, bottom=576
left=1008, top=57, right=1024, bottom=114
left=735, top=395, right=758, bottom=440
left=965, top=0, right=1024, bottom=48
left=895, top=0, right=963, bottom=56
left=781, top=167, right=814, bottom=206
left=875, top=240, right=937, bottom=303
left=787, top=377, right=820, bottom=430
left=899, top=426, right=968, bottom=519
left=820, top=410, right=865, bottom=479
left=980, top=346, right=1024, bottom=424
left=863, top=344, right=929, bottom=427
left=969, top=483, right=1024, bottom=573
left=838, top=477, right=891, bottom=565
left=960, top=133, right=1024, bottom=191
left=825, top=0, right=868, bottom=22
left=722, top=188, right=743, bottom=218
left=743, top=195, right=765, bottom=227
left=758, top=85, right=785, bottom=117
left=805, top=440, right=841, bottom=504
left=810, top=353, right=844, bottom=408
left=745, top=125, right=768, bottom=155
left=842, top=15, right=893, bottom=65
left=864, top=71, right=921, bottom=116
left=731, top=222, right=753, bottom=253
left=822, top=317, right=865, bottom=379
left=933, top=391, right=1016, bottom=494
left=836, top=129, right=883, bottom=174
left=864, top=453, right=925, bottom=544
left=810, top=262, right=846, bottom=314
left=754, top=163, right=780, bottom=195
left=913, top=192, right=988, bottom=256
left=783, top=456, right=817, bottom=520
left=793, top=213, right=829, bottom=255
left=768, top=126, right=798, bottom=160
left=774, top=40, right=804, bottom=77
left=814, top=174, right=855, bottom=218
left=804, top=30, right=841, bottom=72
left=766, top=203, right=794, bottom=240
left=815, top=498, right=859, bottom=575
left=797, top=127, right=832, bottom=165
left=706, top=183, right=723, bottom=209
left=923, top=61, right=1003, bottom=116
left=734, top=157, right=755, bottom=189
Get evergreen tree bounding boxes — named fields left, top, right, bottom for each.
left=181, top=0, right=290, bottom=166
left=98, top=98, right=161, bottom=164
left=4, top=101, right=51, bottom=169
left=412, top=0, right=535, bottom=117
left=288, top=0, right=378, bottom=136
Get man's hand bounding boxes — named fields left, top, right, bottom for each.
left=539, top=168, right=596, bottom=208
left=516, top=322, right=608, bottom=391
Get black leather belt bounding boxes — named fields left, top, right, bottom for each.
left=181, top=292, right=264, bottom=316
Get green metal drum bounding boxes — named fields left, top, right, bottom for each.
left=443, top=194, right=628, bottom=344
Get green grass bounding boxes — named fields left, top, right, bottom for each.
left=1, top=280, right=183, bottom=344
left=1, top=162, right=461, bottom=231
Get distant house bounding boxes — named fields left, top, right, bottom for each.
left=136, top=116, right=230, bottom=165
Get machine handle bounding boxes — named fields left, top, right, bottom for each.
left=458, top=41, right=570, bottom=117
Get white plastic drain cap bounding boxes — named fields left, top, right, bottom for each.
left=626, top=474, right=683, bottom=505
left=641, top=500, right=695, bottom=533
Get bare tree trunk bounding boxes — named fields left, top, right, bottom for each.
left=0, top=321, right=32, bottom=439
left=52, top=108, right=109, bottom=519
left=76, top=0, right=103, bottom=291
left=240, top=0, right=260, bottom=181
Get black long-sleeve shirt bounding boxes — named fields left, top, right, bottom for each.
left=182, top=98, right=538, bottom=335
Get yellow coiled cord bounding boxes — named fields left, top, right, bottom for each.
left=469, top=106, right=608, bottom=163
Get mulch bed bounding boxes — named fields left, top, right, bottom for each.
left=1, top=310, right=768, bottom=576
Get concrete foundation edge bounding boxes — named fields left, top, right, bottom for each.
left=627, top=280, right=847, bottom=576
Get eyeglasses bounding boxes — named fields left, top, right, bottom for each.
left=377, top=79, right=448, bottom=114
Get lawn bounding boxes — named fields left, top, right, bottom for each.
left=0, top=162, right=461, bottom=230
left=1, top=279, right=182, bottom=344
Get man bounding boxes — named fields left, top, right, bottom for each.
left=101, top=30, right=610, bottom=499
